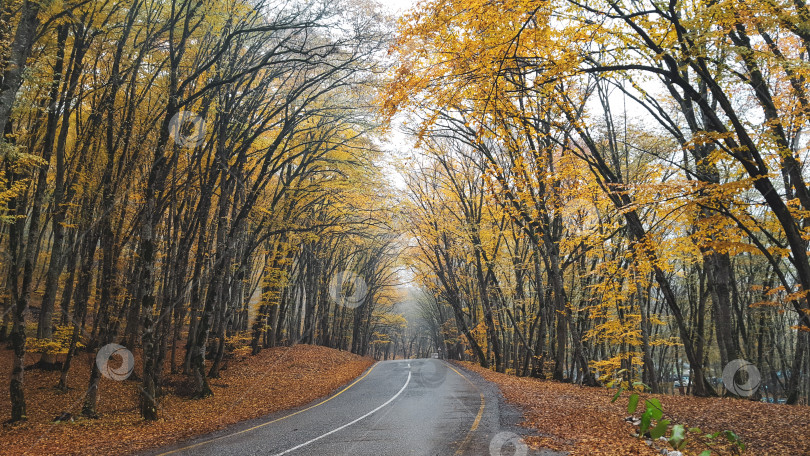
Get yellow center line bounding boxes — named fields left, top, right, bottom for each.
left=155, top=362, right=378, bottom=455
left=446, top=363, right=486, bottom=455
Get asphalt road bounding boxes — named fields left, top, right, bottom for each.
left=149, top=359, right=559, bottom=456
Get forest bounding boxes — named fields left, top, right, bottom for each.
left=389, top=0, right=810, bottom=405
left=1, top=0, right=809, bottom=430
left=0, top=0, right=403, bottom=423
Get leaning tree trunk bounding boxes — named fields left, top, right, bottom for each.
left=0, top=0, right=40, bottom=135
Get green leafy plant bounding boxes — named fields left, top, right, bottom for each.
left=610, top=386, right=745, bottom=455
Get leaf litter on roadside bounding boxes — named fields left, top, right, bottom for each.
left=0, top=345, right=373, bottom=456
left=456, top=361, right=810, bottom=456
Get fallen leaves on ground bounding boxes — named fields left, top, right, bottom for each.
left=455, top=362, right=810, bottom=455
left=0, top=344, right=373, bottom=455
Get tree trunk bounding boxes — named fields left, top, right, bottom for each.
left=0, top=0, right=40, bottom=135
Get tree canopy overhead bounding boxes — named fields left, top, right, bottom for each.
left=1, top=0, right=809, bottom=430
left=386, top=0, right=810, bottom=403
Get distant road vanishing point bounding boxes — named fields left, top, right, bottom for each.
left=148, top=359, right=551, bottom=456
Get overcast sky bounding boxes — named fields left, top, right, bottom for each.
left=382, top=0, right=418, bottom=15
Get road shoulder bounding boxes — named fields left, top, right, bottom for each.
left=448, top=361, right=567, bottom=456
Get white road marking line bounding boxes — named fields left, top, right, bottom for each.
left=272, top=369, right=412, bottom=456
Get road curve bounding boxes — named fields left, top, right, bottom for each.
left=148, top=359, right=551, bottom=456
